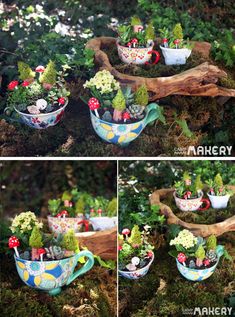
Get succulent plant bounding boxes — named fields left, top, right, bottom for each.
left=45, top=246, right=65, bottom=260
left=122, top=86, right=134, bottom=106
left=206, top=250, right=217, bottom=262
left=20, top=251, right=31, bottom=260
left=126, top=104, right=145, bottom=120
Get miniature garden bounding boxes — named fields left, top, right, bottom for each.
left=118, top=160, right=235, bottom=317
left=0, top=161, right=117, bottom=317
left=0, top=0, right=235, bottom=156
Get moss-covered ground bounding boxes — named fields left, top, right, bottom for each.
left=119, top=233, right=235, bottom=317
left=1, top=46, right=234, bottom=157
left=0, top=254, right=117, bottom=317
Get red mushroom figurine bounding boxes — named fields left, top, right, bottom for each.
left=177, top=252, right=187, bottom=266
left=186, top=191, right=192, bottom=199
left=127, top=42, right=132, bottom=49
left=123, top=112, right=130, bottom=123
left=174, top=39, right=180, bottom=49
left=162, top=38, right=168, bottom=48
left=97, top=208, right=102, bottom=217
left=56, top=212, right=62, bottom=218
left=122, top=228, right=130, bottom=239
left=35, top=65, right=45, bottom=73
left=8, top=236, right=20, bottom=258
left=210, top=188, right=215, bottom=195
left=88, top=97, right=100, bottom=118
left=60, top=210, right=68, bottom=218
left=203, top=259, right=210, bottom=267
left=131, top=38, right=138, bottom=48
left=90, top=208, right=95, bottom=215
left=38, top=248, right=46, bottom=261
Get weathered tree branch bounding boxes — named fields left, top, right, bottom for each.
left=86, top=37, right=235, bottom=100
left=150, top=187, right=235, bottom=237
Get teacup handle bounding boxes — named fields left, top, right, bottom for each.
left=216, top=245, right=224, bottom=258
left=144, top=103, right=160, bottom=127
left=66, top=250, right=94, bottom=285
left=145, top=50, right=160, bottom=65
left=198, top=198, right=210, bottom=211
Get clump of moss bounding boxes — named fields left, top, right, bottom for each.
left=61, top=229, right=79, bottom=251
left=29, top=226, right=43, bottom=248
left=219, top=75, right=235, bottom=89
left=134, top=85, right=148, bottom=106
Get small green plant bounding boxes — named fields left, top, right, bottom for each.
left=195, top=244, right=205, bottom=267
left=118, top=225, right=154, bottom=270
left=112, top=89, right=126, bottom=111
left=206, top=235, right=217, bottom=251
left=159, top=23, right=193, bottom=49
left=145, top=22, right=155, bottom=41
left=174, top=172, right=204, bottom=199
left=131, top=16, right=142, bottom=26
left=206, top=173, right=232, bottom=196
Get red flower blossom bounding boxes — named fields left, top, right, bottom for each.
left=21, top=81, right=30, bottom=87
left=8, top=80, right=19, bottom=90
left=58, top=97, right=65, bottom=105
left=118, top=246, right=123, bottom=251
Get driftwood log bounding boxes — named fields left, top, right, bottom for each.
left=86, top=37, right=235, bottom=100
left=76, top=228, right=117, bottom=260
left=150, top=187, right=235, bottom=237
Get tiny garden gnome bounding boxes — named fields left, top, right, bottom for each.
left=8, top=236, right=20, bottom=257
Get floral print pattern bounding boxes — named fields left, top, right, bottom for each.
left=117, top=42, right=154, bottom=65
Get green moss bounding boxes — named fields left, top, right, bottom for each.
left=219, top=75, right=235, bottom=89
left=61, top=229, right=78, bottom=251
left=207, top=235, right=217, bottom=250
left=134, top=85, right=148, bottom=106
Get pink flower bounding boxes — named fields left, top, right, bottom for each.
left=118, top=246, right=123, bottom=251
left=21, top=81, right=30, bottom=87
left=8, top=80, right=19, bottom=90
left=35, top=65, right=45, bottom=72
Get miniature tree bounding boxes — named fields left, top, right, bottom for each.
left=172, top=23, right=183, bottom=40
left=195, top=244, right=205, bottom=267
left=75, top=198, right=85, bottom=214
left=112, top=89, right=126, bottom=122
left=107, top=198, right=117, bottom=217
left=145, top=22, right=155, bottom=41
left=128, top=225, right=142, bottom=247
left=29, top=226, right=43, bottom=260
left=206, top=235, right=217, bottom=251
left=134, top=85, right=148, bottom=107
left=39, top=60, right=57, bottom=86
left=18, top=61, right=35, bottom=81
left=214, top=173, right=223, bottom=189
left=61, top=229, right=79, bottom=252
left=131, top=16, right=142, bottom=26
left=194, top=175, right=203, bottom=194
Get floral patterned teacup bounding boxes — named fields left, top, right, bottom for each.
left=173, top=191, right=210, bottom=212
left=14, top=99, right=68, bottom=129
left=90, top=103, right=160, bottom=146
left=176, top=245, right=224, bottom=281
left=117, top=41, right=160, bottom=65
left=14, top=250, right=94, bottom=295
left=47, top=215, right=86, bottom=235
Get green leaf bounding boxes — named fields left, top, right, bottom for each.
left=94, top=255, right=115, bottom=270
left=175, top=117, right=194, bottom=138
